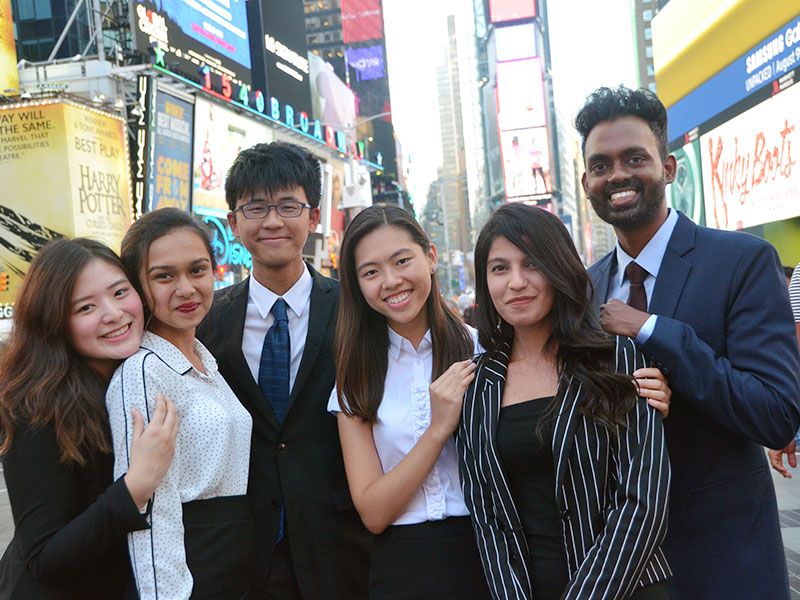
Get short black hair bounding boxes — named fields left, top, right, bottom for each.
left=575, top=85, right=670, bottom=160
left=783, top=265, right=795, bottom=279
left=224, top=142, right=322, bottom=211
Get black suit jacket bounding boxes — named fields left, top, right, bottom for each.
left=196, top=265, right=370, bottom=599
left=589, top=212, right=800, bottom=600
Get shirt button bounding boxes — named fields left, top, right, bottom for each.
left=278, top=443, right=287, bottom=453
left=560, top=510, right=571, bottom=521
left=271, top=499, right=280, bottom=508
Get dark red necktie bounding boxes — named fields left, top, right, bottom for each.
left=626, top=261, right=649, bottom=311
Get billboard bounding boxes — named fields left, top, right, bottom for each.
left=0, top=0, right=17, bottom=96
left=0, top=100, right=131, bottom=305
left=494, top=23, right=537, bottom=62
left=499, top=126, right=551, bottom=199
left=489, top=0, right=536, bottom=24
left=192, top=96, right=272, bottom=211
left=700, top=82, right=800, bottom=231
left=341, top=0, right=384, bottom=44
left=496, top=57, right=546, bottom=131
left=309, top=53, right=356, bottom=131
left=666, top=138, right=706, bottom=226
left=248, top=0, right=312, bottom=118
left=345, top=45, right=386, bottom=83
left=131, top=0, right=252, bottom=89
left=667, top=15, right=800, bottom=141
left=148, top=89, right=194, bottom=212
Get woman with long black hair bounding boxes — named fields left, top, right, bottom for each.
left=458, top=203, right=672, bottom=600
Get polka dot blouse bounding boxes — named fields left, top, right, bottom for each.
left=106, top=331, right=252, bottom=600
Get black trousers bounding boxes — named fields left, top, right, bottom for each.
left=369, top=516, right=490, bottom=600
left=183, top=495, right=255, bottom=600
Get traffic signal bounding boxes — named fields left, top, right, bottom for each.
left=0, top=272, right=8, bottom=292
left=330, top=252, right=338, bottom=271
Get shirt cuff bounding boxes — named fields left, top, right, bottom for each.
left=636, top=315, right=658, bottom=344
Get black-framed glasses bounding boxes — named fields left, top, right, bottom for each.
left=234, top=200, right=312, bottom=219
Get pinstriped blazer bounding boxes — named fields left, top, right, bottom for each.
left=456, top=335, right=671, bottom=600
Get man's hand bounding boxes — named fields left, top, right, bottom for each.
left=768, top=440, right=797, bottom=478
left=599, top=299, right=650, bottom=338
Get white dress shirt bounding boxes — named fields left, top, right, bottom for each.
left=328, top=325, right=480, bottom=525
left=242, top=266, right=312, bottom=392
left=106, top=331, right=252, bottom=600
left=608, top=208, right=679, bottom=343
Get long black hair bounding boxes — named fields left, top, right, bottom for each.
left=335, top=205, right=473, bottom=423
left=473, top=203, right=636, bottom=429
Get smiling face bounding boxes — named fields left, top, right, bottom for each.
left=228, top=185, right=320, bottom=285
left=582, top=116, right=675, bottom=231
left=486, top=236, right=554, bottom=334
left=141, top=228, right=215, bottom=342
left=68, top=258, right=144, bottom=378
left=354, top=224, right=437, bottom=345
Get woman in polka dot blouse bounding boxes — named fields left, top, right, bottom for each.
left=106, top=208, right=255, bottom=600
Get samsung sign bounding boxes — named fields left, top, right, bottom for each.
left=667, top=15, right=800, bottom=142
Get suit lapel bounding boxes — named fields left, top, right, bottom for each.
left=552, top=374, right=582, bottom=513
left=649, top=212, right=696, bottom=319
left=221, top=279, right=281, bottom=430
left=591, top=251, right=615, bottom=308
left=288, top=265, right=334, bottom=410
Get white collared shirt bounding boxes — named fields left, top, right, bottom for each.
left=242, top=266, right=312, bottom=392
left=608, top=208, right=679, bottom=342
left=328, top=325, right=480, bottom=525
left=106, top=331, right=252, bottom=600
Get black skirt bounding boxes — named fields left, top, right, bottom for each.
left=369, top=516, right=490, bottom=600
left=182, top=495, right=255, bottom=600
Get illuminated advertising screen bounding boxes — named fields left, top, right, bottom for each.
left=496, top=57, right=546, bottom=130
left=147, top=89, right=194, bottom=212
left=494, top=23, right=537, bottom=61
left=0, top=100, right=131, bottom=305
left=341, top=0, right=384, bottom=44
left=499, top=126, right=551, bottom=200
left=700, top=82, right=800, bottom=231
left=247, top=0, right=312, bottom=118
left=310, top=53, right=356, bottom=131
left=345, top=45, right=386, bottom=82
left=131, top=0, right=252, bottom=88
left=666, top=138, right=705, bottom=226
left=0, top=0, right=18, bottom=96
left=192, top=96, right=273, bottom=211
left=489, top=0, right=536, bottom=23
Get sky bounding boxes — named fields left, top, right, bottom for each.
left=382, top=0, right=639, bottom=209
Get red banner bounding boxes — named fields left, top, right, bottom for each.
left=341, top=0, right=383, bottom=44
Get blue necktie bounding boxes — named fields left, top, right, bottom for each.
left=258, top=298, right=290, bottom=425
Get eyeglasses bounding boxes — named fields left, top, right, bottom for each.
left=233, top=200, right=312, bottom=219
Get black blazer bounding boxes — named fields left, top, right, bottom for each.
left=589, top=212, right=800, bottom=599
left=196, top=264, right=370, bottom=599
left=456, top=336, right=671, bottom=600
left=0, top=418, right=147, bottom=600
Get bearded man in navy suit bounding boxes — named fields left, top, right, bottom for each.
left=577, top=86, right=800, bottom=600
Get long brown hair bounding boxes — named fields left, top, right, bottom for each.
left=335, top=205, right=473, bottom=423
left=473, top=203, right=636, bottom=429
left=0, top=238, right=126, bottom=464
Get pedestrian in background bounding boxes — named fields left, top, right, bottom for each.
left=107, top=209, right=254, bottom=600
left=330, top=205, right=490, bottom=599
left=458, top=203, right=671, bottom=600
left=0, top=238, right=177, bottom=599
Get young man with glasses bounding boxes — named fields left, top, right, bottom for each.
left=197, top=142, right=370, bottom=599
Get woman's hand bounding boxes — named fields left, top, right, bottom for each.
left=428, top=359, right=476, bottom=440
left=124, top=393, right=179, bottom=509
left=634, top=367, right=671, bottom=419
left=769, top=441, right=797, bottom=478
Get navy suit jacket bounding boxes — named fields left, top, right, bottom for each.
left=589, top=212, right=800, bottom=600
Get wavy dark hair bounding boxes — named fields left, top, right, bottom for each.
left=120, top=208, right=216, bottom=324
left=0, top=238, right=125, bottom=464
left=474, top=203, right=636, bottom=429
left=335, top=205, right=473, bottom=423
left=574, top=85, right=669, bottom=160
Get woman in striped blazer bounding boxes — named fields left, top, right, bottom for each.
left=457, top=203, right=672, bottom=600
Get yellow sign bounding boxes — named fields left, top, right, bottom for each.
left=0, top=100, right=132, bottom=303
left=0, top=0, right=18, bottom=96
